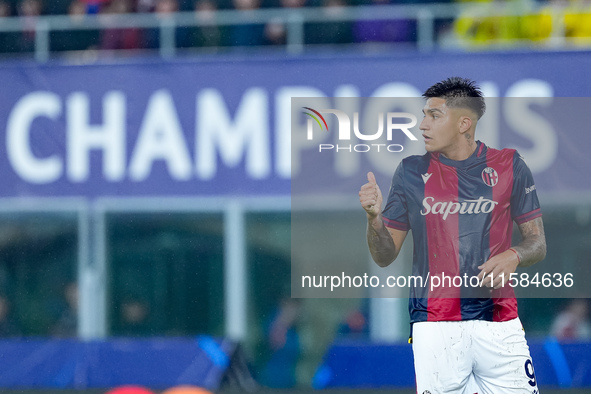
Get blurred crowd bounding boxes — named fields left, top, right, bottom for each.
left=454, top=0, right=591, bottom=48
left=0, top=0, right=413, bottom=54
left=0, top=0, right=590, bottom=55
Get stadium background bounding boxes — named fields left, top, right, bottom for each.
left=0, top=0, right=590, bottom=392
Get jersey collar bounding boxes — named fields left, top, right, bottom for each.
left=433, top=141, right=487, bottom=168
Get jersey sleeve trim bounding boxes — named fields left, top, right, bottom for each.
left=382, top=216, right=410, bottom=231
left=514, top=208, right=542, bottom=225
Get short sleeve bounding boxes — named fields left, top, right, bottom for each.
left=511, top=152, right=542, bottom=225
left=382, top=160, right=410, bottom=231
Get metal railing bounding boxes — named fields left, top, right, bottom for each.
left=0, top=2, right=572, bottom=62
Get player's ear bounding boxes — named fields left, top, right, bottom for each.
left=458, top=116, right=472, bottom=134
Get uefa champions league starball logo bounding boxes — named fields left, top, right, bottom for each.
left=481, top=166, right=499, bottom=187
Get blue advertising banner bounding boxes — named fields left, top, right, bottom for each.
left=315, top=339, right=591, bottom=388
left=1, top=50, right=590, bottom=198
left=0, top=337, right=235, bottom=389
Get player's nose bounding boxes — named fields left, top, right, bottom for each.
left=419, top=117, right=428, bottom=131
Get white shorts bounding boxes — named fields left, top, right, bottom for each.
left=412, top=318, right=539, bottom=394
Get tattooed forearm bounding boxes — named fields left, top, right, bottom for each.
left=367, top=218, right=398, bottom=267
left=512, top=217, right=546, bottom=267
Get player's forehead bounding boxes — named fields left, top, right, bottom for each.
left=422, top=97, right=448, bottom=113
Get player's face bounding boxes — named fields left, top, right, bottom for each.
left=419, top=98, right=464, bottom=156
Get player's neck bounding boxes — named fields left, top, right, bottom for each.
left=439, top=140, right=478, bottom=161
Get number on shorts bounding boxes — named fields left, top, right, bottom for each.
left=524, top=359, right=537, bottom=387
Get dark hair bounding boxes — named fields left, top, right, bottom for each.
left=423, top=77, right=486, bottom=119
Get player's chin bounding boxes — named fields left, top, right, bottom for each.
left=424, top=142, right=437, bottom=152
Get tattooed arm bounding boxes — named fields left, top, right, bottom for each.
left=511, top=217, right=547, bottom=267
left=478, top=217, right=546, bottom=289
left=367, top=221, right=408, bottom=267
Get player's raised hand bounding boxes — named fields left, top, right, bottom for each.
left=359, top=172, right=383, bottom=219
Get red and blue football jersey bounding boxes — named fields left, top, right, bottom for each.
left=382, top=141, right=542, bottom=323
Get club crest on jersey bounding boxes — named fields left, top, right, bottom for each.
left=481, top=167, right=499, bottom=187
